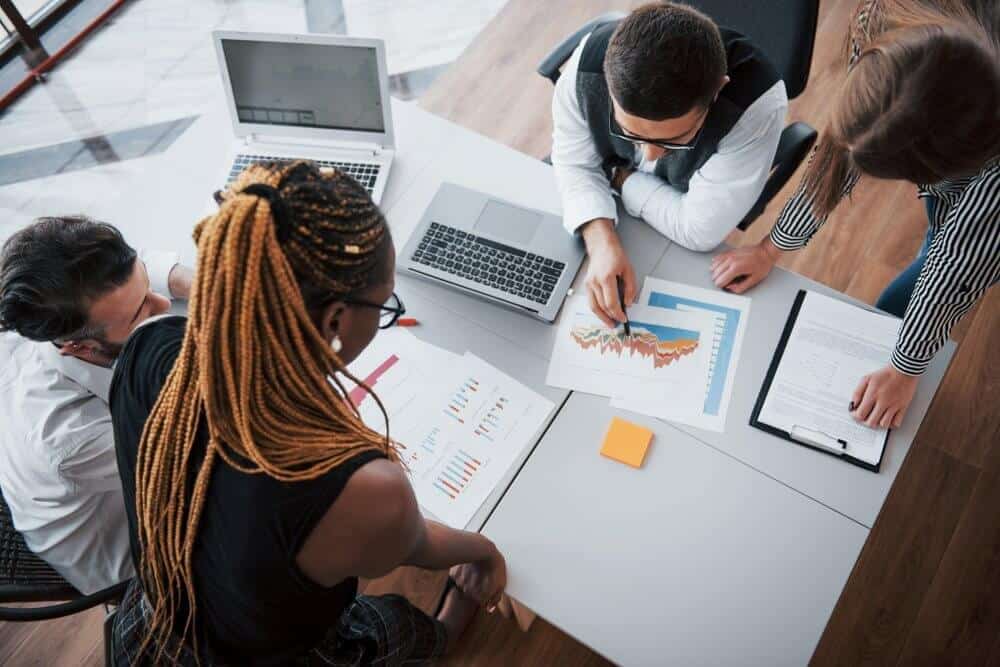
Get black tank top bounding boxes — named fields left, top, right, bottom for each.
left=109, top=317, right=385, bottom=665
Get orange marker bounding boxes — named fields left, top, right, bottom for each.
left=397, top=318, right=420, bottom=327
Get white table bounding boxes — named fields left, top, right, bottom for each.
left=20, top=98, right=954, bottom=664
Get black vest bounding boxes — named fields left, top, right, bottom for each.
left=575, top=23, right=780, bottom=192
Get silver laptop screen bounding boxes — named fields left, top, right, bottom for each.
left=220, top=39, right=385, bottom=133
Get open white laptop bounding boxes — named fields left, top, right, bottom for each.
left=212, top=31, right=395, bottom=203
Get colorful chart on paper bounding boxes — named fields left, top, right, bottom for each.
left=547, top=296, right=716, bottom=413
left=348, top=330, right=554, bottom=529
left=569, top=322, right=700, bottom=369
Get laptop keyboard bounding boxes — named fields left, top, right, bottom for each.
left=411, top=222, right=565, bottom=305
left=227, top=154, right=381, bottom=193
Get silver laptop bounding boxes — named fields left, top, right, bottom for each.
left=400, top=183, right=585, bottom=323
left=212, top=31, right=394, bottom=203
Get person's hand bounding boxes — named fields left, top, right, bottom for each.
left=710, top=237, right=782, bottom=293
left=850, top=365, right=920, bottom=429
left=450, top=542, right=507, bottom=611
left=581, top=219, right=637, bottom=328
left=610, top=166, right=635, bottom=193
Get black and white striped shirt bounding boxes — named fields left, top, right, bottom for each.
left=770, top=158, right=1000, bottom=375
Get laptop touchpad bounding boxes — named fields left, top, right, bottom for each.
left=473, top=199, right=541, bottom=246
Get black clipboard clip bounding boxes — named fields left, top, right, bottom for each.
left=789, top=425, right=848, bottom=455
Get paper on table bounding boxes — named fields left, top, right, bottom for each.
left=346, top=327, right=460, bottom=439
left=757, top=291, right=899, bottom=465
left=546, top=295, right=714, bottom=421
left=348, top=335, right=554, bottom=529
left=613, top=278, right=751, bottom=432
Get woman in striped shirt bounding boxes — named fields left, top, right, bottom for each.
left=711, top=0, right=999, bottom=429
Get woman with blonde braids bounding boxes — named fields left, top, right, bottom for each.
left=107, top=161, right=505, bottom=665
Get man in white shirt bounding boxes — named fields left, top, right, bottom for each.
left=0, top=216, right=192, bottom=594
left=551, top=2, right=787, bottom=326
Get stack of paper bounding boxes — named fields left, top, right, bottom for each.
left=547, top=279, right=751, bottom=432
left=346, top=328, right=554, bottom=529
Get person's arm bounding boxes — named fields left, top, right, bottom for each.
left=852, top=174, right=1000, bottom=428
left=551, top=35, right=618, bottom=236
left=551, top=35, right=638, bottom=326
left=297, top=458, right=505, bottom=604
left=710, top=150, right=860, bottom=293
left=620, top=83, right=788, bottom=251
left=138, top=249, right=193, bottom=300
left=57, top=423, right=135, bottom=593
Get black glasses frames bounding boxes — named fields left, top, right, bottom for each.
left=607, top=104, right=705, bottom=152
left=343, top=292, right=407, bottom=329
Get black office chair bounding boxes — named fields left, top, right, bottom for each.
left=537, top=1, right=820, bottom=230
left=0, top=488, right=128, bottom=664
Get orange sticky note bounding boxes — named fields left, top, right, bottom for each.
left=600, top=417, right=653, bottom=468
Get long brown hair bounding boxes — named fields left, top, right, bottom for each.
left=135, top=161, right=399, bottom=662
left=803, top=0, right=1000, bottom=219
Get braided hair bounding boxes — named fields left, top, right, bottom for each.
left=134, top=161, right=399, bottom=662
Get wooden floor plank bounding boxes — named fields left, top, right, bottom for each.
left=894, top=454, right=1000, bottom=667
left=0, top=606, right=104, bottom=667
left=810, top=445, right=980, bottom=667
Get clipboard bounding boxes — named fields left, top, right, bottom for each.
left=749, top=290, right=888, bottom=472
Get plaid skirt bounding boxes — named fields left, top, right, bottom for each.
left=111, top=580, right=447, bottom=666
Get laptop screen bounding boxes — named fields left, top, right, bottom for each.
left=220, top=38, right=385, bottom=133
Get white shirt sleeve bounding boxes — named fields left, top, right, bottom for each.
left=620, top=81, right=788, bottom=251
left=138, top=248, right=179, bottom=299
left=551, top=34, right=619, bottom=235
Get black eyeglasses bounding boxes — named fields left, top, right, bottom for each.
left=343, top=292, right=406, bottom=329
left=608, top=104, right=705, bottom=152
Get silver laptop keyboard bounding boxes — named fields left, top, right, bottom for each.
left=227, top=154, right=381, bottom=193
left=411, top=222, right=565, bottom=305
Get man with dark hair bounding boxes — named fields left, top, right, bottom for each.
left=553, top=1, right=787, bottom=325
left=0, top=216, right=193, bottom=593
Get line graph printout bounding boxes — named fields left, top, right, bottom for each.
left=612, top=279, right=751, bottom=432
left=347, top=332, right=553, bottom=529
left=547, top=295, right=714, bottom=419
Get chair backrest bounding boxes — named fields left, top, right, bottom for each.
left=0, top=487, right=79, bottom=602
left=684, top=0, right=819, bottom=99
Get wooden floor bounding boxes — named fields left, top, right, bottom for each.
left=3, top=0, right=998, bottom=665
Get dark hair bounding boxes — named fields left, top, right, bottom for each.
left=605, top=2, right=727, bottom=120
left=0, top=216, right=138, bottom=342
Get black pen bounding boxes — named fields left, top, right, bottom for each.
left=616, top=275, right=631, bottom=336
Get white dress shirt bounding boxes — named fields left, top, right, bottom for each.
left=0, top=249, right=178, bottom=595
left=551, top=33, right=788, bottom=251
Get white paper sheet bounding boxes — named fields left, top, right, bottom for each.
left=546, top=295, right=715, bottom=419
left=612, top=279, right=751, bottom=431
left=348, top=332, right=553, bottom=528
left=757, top=291, right=899, bottom=465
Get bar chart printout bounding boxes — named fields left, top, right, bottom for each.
left=418, top=354, right=554, bottom=529
left=347, top=330, right=554, bottom=529
left=346, top=328, right=458, bottom=477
